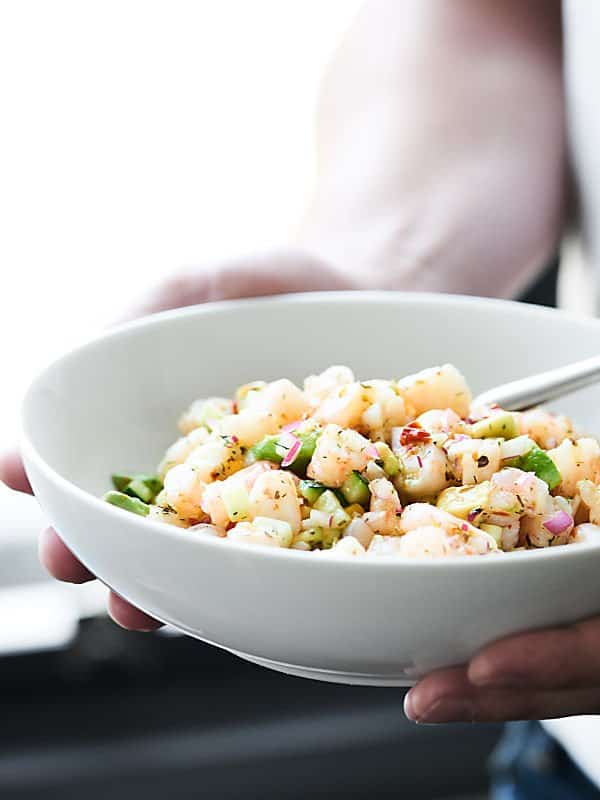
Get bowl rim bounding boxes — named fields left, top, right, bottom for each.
left=21, top=290, right=600, bottom=571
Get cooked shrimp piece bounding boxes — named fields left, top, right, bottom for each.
left=367, top=534, right=406, bottom=556
left=519, top=409, right=575, bottom=450
left=396, top=364, right=471, bottom=418
left=343, top=517, right=375, bottom=549
left=574, top=523, right=600, bottom=544
left=498, top=521, right=520, bottom=551
left=178, top=397, right=233, bottom=435
left=227, top=521, right=285, bottom=548
left=242, top=378, right=309, bottom=426
left=201, top=461, right=275, bottom=528
left=520, top=504, right=575, bottom=548
left=415, top=409, right=463, bottom=436
left=307, top=424, right=372, bottom=487
left=217, top=409, right=279, bottom=448
left=158, top=427, right=211, bottom=478
left=548, top=438, right=600, bottom=497
left=325, top=536, right=366, bottom=556
left=314, top=382, right=370, bottom=429
left=185, top=436, right=245, bottom=482
left=148, top=503, right=190, bottom=528
left=363, top=478, right=403, bottom=535
left=304, top=366, right=355, bottom=408
left=398, top=443, right=453, bottom=500
left=249, top=470, right=301, bottom=534
left=576, top=479, right=600, bottom=525
left=368, top=526, right=496, bottom=557
left=400, top=503, right=478, bottom=536
left=446, top=438, right=503, bottom=484
left=359, top=380, right=414, bottom=440
left=162, top=463, right=207, bottom=520
left=490, top=468, right=551, bottom=515
left=188, top=522, right=227, bottom=537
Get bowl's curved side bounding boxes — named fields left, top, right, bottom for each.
left=24, top=442, right=600, bottom=680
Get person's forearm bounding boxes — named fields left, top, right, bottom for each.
left=298, top=0, right=566, bottom=298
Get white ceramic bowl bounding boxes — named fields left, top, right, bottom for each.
left=21, top=292, right=600, bottom=685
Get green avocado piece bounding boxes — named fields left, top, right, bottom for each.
left=340, top=471, right=371, bottom=506
left=516, top=446, right=562, bottom=490
left=299, top=479, right=328, bottom=504
left=104, top=491, right=150, bottom=516
left=470, top=412, right=518, bottom=440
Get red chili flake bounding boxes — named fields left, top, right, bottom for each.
left=416, top=455, right=423, bottom=468
left=232, top=401, right=239, bottom=414
left=400, top=424, right=431, bottom=447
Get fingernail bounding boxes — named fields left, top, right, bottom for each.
left=415, top=697, right=475, bottom=724
left=403, top=690, right=417, bottom=721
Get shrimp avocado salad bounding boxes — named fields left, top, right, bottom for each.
left=104, top=364, right=600, bottom=558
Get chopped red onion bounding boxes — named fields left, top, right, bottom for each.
left=280, top=434, right=302, bottom=467
left=366, top=444, right=379, bottom=459
left=543, top=510, right=573, bottom=535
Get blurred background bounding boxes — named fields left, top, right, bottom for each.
left=0, top=2, right=567, bottom=798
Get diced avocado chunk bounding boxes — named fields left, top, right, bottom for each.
left=282, top=430, right=321, bottom=477
left=125, top=478, right=154, bottom=503
left=299, top=479, right=328, bottom=505
left=340, top=471, right=371, bottom=506
left=250, top=435, right=283, bottom=464
left=295, top=527, right=340, bottom=550
left=314, top=490, right=351, bottom=527
left=112, top=473, right=163, bottom=503
left=480, top=523, right=503, bottom=546
left=374, top=442, right=400, bottom=477
left=293, top=527, right=324, bottom=550
left=253, top=516, right=293, bottom=547
left=111, top=474, right=132, bottom=493
left=222, top=484, right=250, bottom=522
left=137, top=474, right=163, bottom=496
left=470, top=412, right=518, bottom=440
left=251, top=430, right=320, bottom=476
left=321, top=528, right=341, bottom=549
left=104, top=491, right=150, bottom=517
left=436, top=482, right=491, bottom=521
left=515, top=445, right=561, bottom=490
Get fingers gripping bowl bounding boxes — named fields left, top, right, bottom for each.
left=21, top=293, right=600, bottom=685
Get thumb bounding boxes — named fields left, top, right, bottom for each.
left=131, top=248, right=356, bottom=317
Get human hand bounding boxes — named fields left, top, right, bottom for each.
left=404, top=618, right=600, bottom=723
left=1, top=249, right=353, bottom=631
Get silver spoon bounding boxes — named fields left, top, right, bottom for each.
left=473, top=354, right=600, bottom=411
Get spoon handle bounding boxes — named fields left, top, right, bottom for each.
left=473, top=354, right=600, bottom=411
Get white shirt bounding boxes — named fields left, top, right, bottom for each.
left=543, top=0, right=600, bottom=786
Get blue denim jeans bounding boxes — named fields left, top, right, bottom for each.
left=490, top=722, right=600, bottom=799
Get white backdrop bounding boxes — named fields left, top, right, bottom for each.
left=0, top=1, right=359, bottom=446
